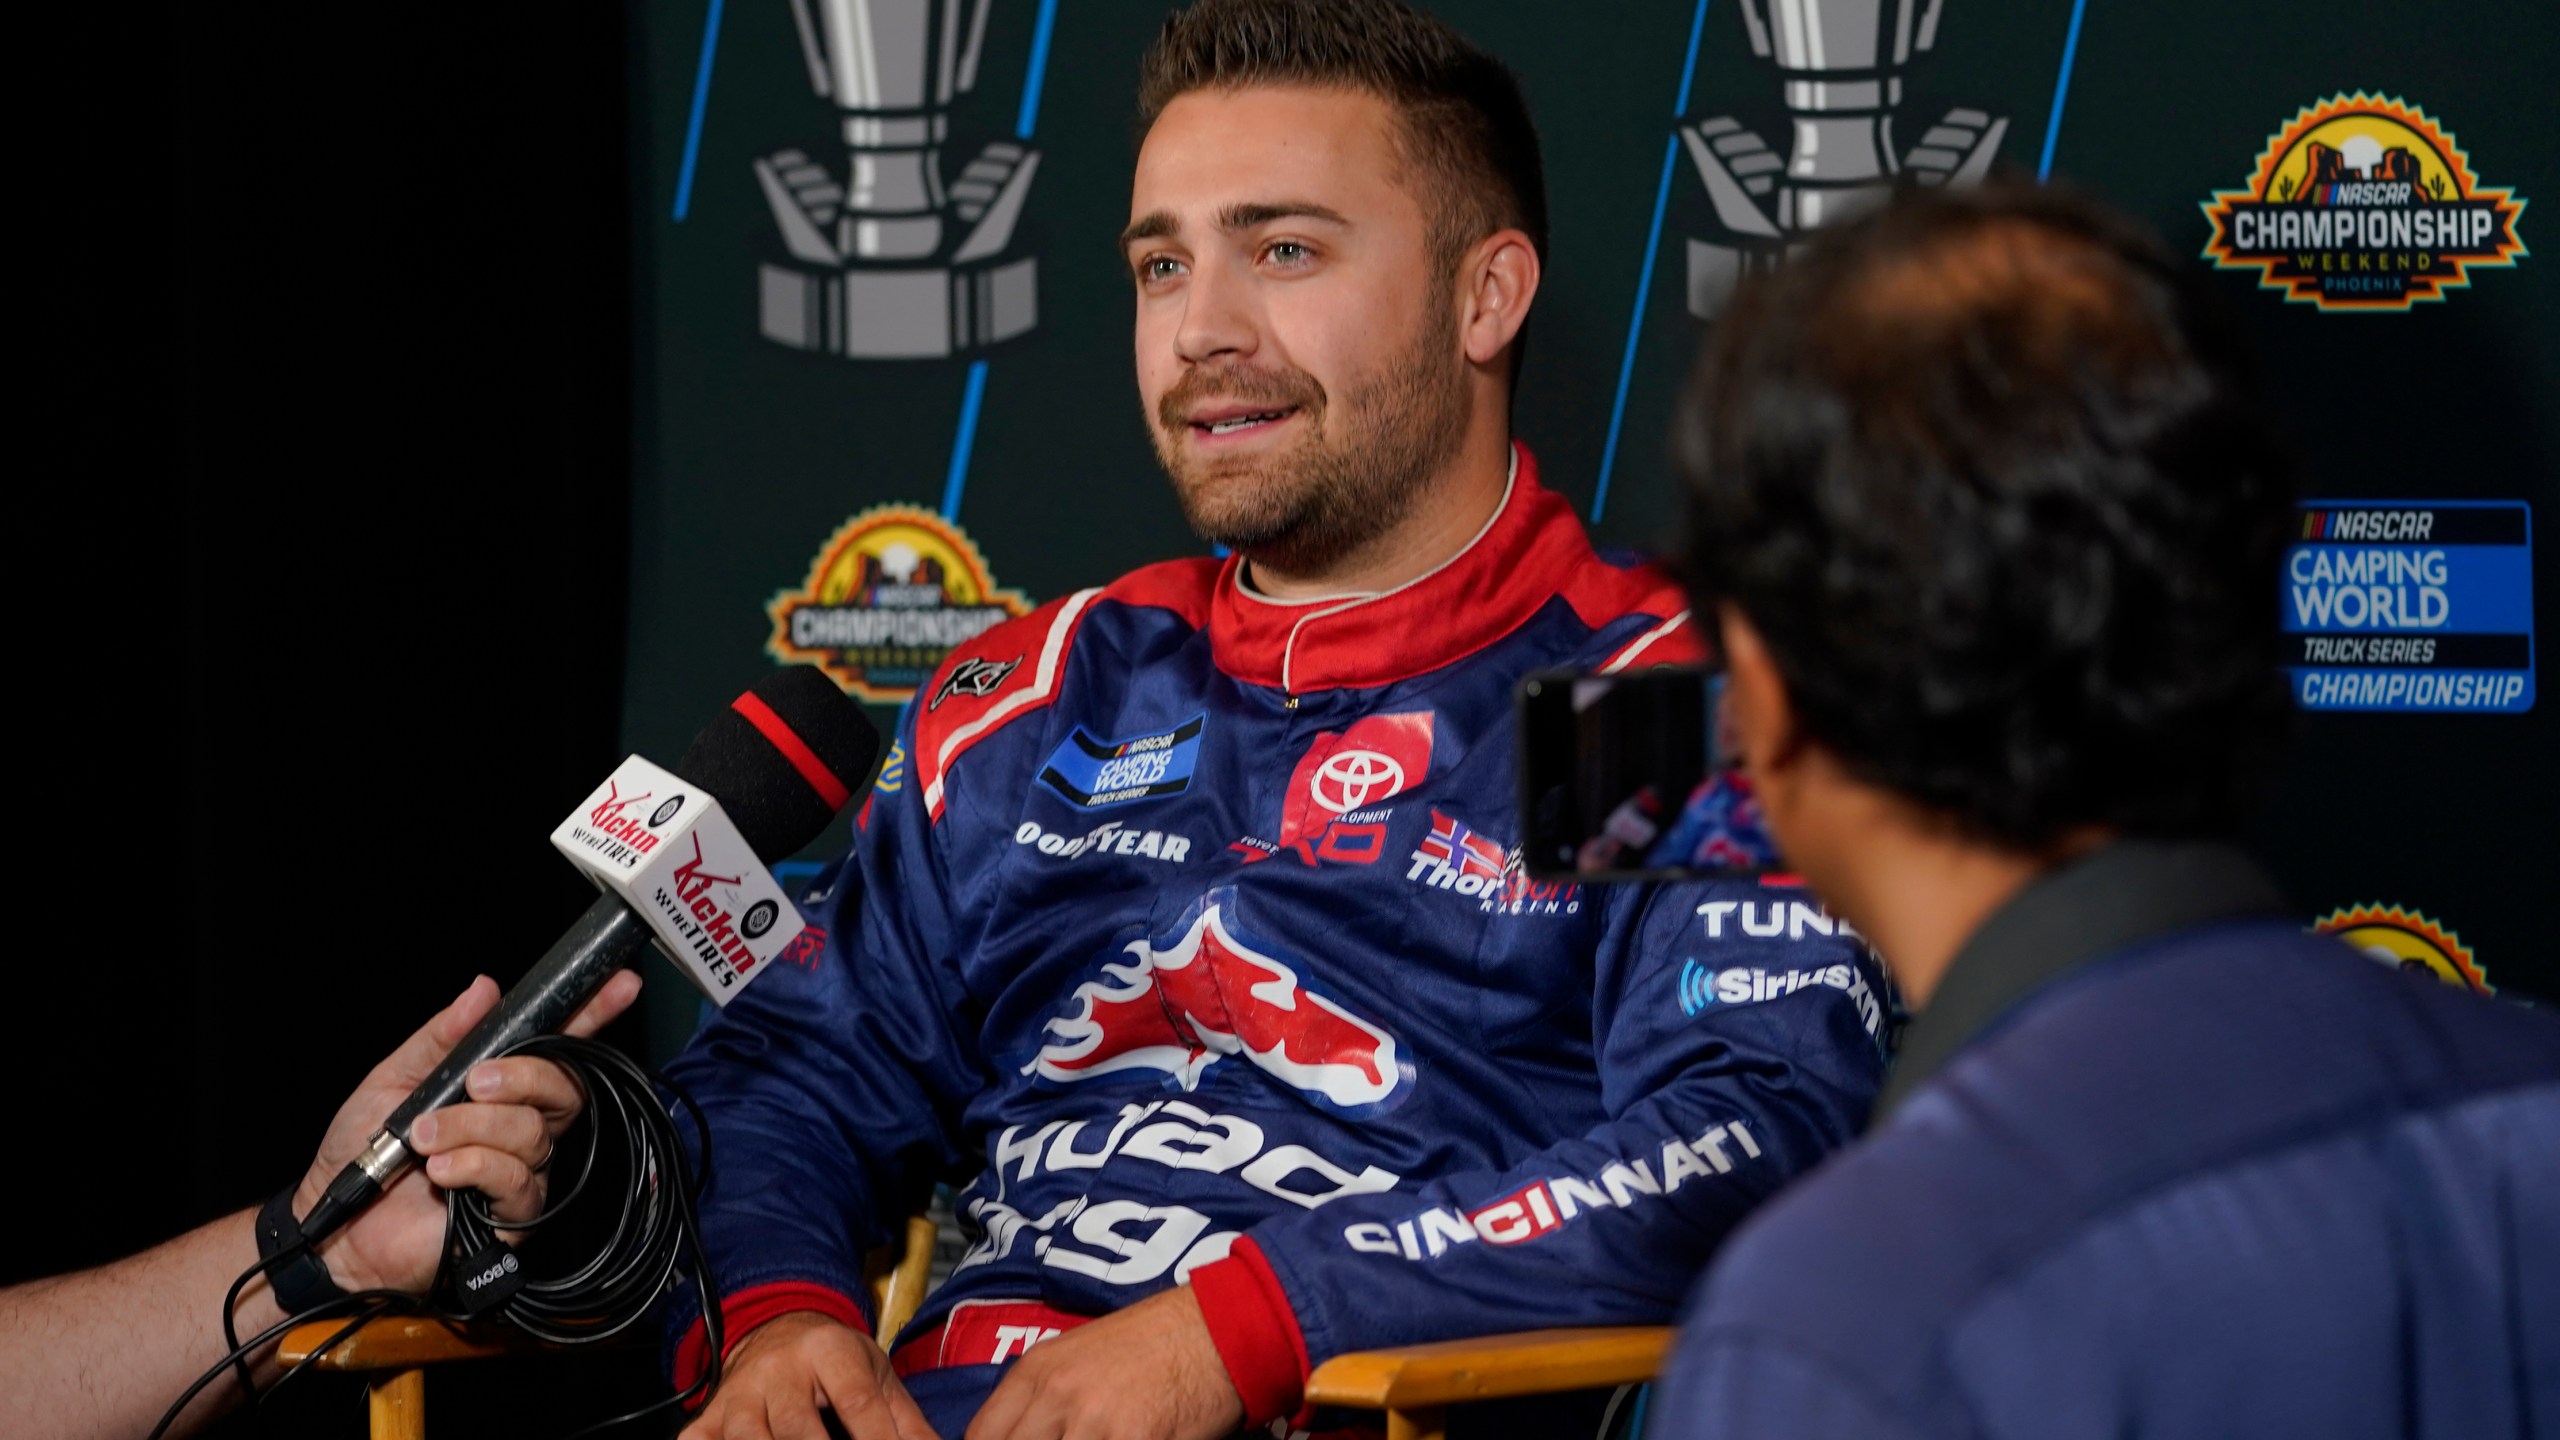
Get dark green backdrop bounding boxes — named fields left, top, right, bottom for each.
left=624, top=0, right=2556, bottom=1043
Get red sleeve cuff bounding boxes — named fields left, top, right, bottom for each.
left=1190, top=1240, right=1310, bottom=1426
left=673, top=1280, right=872, bottom=1401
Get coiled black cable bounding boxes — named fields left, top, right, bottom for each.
left=148, top=1033, right=725, bottom=1440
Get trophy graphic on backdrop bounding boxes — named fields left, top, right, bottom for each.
left=756, top=0, right=1041, bottom=359
left=1683, top=0, right=2006, bottom=318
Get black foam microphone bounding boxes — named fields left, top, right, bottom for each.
left=298, top=667, right=878, bottom=1245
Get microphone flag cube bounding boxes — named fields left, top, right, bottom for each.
left=550, top=754, right=807, bottom=1005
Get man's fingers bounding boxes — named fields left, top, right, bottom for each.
left=813, top=1347, right=941, bottom=1440
left=879, top=1377, right=942, bottom=1440
left=370, top=976, right=502, bottom=1088
left=719, top=1400, right=777, bottom=1440
left=422, top=1145, right=538, bottom=1217
left=426, top=975, right=503, bottom=1051
left=676, top=1402, right=729, bottom=1440
left=563, top=968, right=643, bottom=1040
left=411, top=1101, right=549, bottom=1160
left=765, top=1389, right=834, bottom=1440
left=461, top=1057, right=586, bottom=1123
left=810, top=1356, right=922, bottom=1440
left=965, top=1367, right=1033, bottom=1440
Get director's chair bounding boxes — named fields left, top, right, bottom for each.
left=277, top=1216, right=1670, bottom=1440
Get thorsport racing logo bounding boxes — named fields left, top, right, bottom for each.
left=766, top=505, right=1032, bottom=704
left=1022, top=896, right=1408, bottom=1111
left=2311, top=903, right=2493, bottom=994
left=2202, top=94, right=2526, bottom=311
left=1406, top=808, right=1582, bottom=916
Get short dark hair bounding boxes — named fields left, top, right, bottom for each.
left=1136, top=0, right=1549, bottom=270
left=1676, top=182, right=2296, bottom=849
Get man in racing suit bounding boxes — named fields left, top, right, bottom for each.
left=666, top=5, right=1888, bottom=1438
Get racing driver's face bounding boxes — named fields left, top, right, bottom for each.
left=1124, top=85, right=1473, bottom=578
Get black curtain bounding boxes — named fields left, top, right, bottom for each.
left=22, top=3, right=657, bottom=1433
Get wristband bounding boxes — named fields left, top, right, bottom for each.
left=256, top=1185, right=351, bottom=1315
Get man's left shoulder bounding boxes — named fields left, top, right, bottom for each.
left=911, top=560, right=1221, bottom=819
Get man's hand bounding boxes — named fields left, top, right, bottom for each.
left=679, top=1310, right=940, bottom=1440
left=290, top=970, right=644, bottom=1295
left=967, top=1286, right=1244, bottom=1440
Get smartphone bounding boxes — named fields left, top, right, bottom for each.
left=1514, top=665, right=1781, bottom=882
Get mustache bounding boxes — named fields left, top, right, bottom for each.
left=1156, top=364, right=1325, bottom=433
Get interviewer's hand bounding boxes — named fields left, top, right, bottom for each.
left=679, top=1310, right=940, bottom=1440
left=289, top=970, right=644, bottom=1295
left=967, top=1286, right=1242, bottom=1440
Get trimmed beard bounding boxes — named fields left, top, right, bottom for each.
left=1150, top=285, right=1473, bottom=578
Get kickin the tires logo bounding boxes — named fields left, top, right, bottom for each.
left=2201, top=93, right=2526, bottom=312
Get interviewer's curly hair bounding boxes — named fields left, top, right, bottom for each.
left=1676, top=182, right=2296, bottom=848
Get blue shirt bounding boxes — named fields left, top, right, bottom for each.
left=1651, top=841, right=2560, bottom=1440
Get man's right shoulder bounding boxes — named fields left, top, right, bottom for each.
left=911, top=557, right=1219, bottom=819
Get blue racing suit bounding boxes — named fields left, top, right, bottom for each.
left=660, top=447, right=1889, bottom=1430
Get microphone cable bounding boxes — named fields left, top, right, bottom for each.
left=147, top=1035, right=726, bottom=1440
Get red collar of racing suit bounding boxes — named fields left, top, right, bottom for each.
left=1207, top=442, right=1607, bottom=693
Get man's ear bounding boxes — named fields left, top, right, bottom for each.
left=1459, top=229, right=1540, bottom=367
left=1716, top=605, right=1805, bottom=783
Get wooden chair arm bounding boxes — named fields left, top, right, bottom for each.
left=276, top=1314, right=533, bottom=1372
left=1303, top=1326, right=1675, bottom=1411
left=872, top=1213, right=940, bottom=1341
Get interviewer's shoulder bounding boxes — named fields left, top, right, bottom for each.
left=1675, top=1131, right=1983, bottom=1428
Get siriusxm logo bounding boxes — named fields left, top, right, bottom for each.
left=1677, top=958, right=1886, bottom=1038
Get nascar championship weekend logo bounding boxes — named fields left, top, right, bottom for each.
left=2201, top=93, right=2527, bottom=311
left=767, top=504, right=1032, bottom=704
left=2311, top=904, right=2492, bottom=994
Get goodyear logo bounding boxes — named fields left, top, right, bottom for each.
left=2202, top=93, right=2526, bottom=312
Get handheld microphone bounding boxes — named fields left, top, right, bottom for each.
left=298, top=667, right=879, bottom=1245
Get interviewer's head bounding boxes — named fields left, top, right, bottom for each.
left=1676, top=183, right=2295, bottom=905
